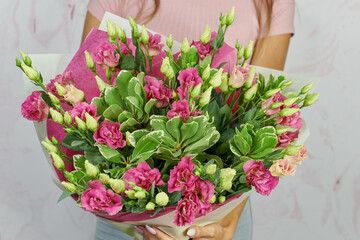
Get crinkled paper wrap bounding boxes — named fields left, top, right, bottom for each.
left=23, top=11, right=319, bottom=240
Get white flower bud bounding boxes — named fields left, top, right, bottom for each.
left=125, top=189, right=136, bottom=199
left=140, top=25, right=149, bottom=44
left=181, top=38, right=190, bottom=54
left=200, top=25, right=211, bottom=44
left=109, top=179, right=126, bottom=193
left=41, top=141, right=58, bottom=154
left=301, top=82, right=313, bottom=95
left=145, top=202, right=156, bottom=211
left=84, top=160, right=98, bottom=177
left=202, top=64, right=211, bottom=81
left=209, top=195, right=216, bottom=204
left=166, top=34, right=173, bottom=49
left=135, top=191, right=146, bottom=199
left=244, top=40, right=254, bottom=60
left=303, top=93, right=320, bottom=107
left=209, top=68, right=223, bottom=88
left=54, top=82, right=67, bottom=97
left=206, top=164, right=217, bottom=175
left=155, top=192, right=169, bottom=206
left=199, top=86, right=213, bottom=107
left=64, top=111, right=72, bottom=125
left=106, top=20, right=116, bottom=42
left=49, top=108, right=63, bottom=124
left=85, top=112, right=98, bottom=132
left=99, top=173, right=110, bottom=185
left=61, top=181, right=77, bottom=193
left=75, top=116, right=86, bottom=131
left=280, top=108, right=300, bottom=117
left=218, top=196, right=226, bottom=203
left=21, top=63, right=39, bottom=82
left=95, top=75, right=109, bottom=92
left=84, top=51, right=95, bottom=71
left=50, top=152, right=65, bottom=171
left=226, top=7, right=235, bottom=26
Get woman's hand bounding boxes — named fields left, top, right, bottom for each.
left=134, top=225, right=176, bottom=240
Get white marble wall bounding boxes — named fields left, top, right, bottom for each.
left=1, top=0, right=359, bottom=239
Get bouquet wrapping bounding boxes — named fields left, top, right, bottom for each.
left=19, top=9, right=319, bottom=240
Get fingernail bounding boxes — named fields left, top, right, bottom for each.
left=145, top=225, right=157, bottom=235
left=187, top=228, right=196, bottom=237
left=133, top=226, right=143, bottom=235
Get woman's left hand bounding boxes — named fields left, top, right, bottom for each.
left=185, top=222, right=235, bottom=240
left=135, top=225, right=176, bottom=240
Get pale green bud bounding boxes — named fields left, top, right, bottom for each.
left=140, top=25, right=149, bottom=44
left=64, top=111, right=72, bottom=125
left=45, top=137, right=53, bottom=145
left=264, top=88, right=281, bottom=98
left=105, top=69, right=112, bottom=81
left=219, top=73, right=229, bottom=93
left=280, top=108, right=300, bottom=117
left=237, top=45, right=245, bottom=60
left=235, top=39, right=240, bottom=50
left=155, top=192, right=169, bottom=206
left=172, top=90, right=177, bottom=99
left=125, top=189, right=136, bottom=199
left=220, top=14, right=228, bottom=26
left=243, top=66, right=256, bottom=89
left=99, top=173, right=110, bottom=185
left=303, top=93, right=320, bottom=107
left=85, top=112, right=98, bottom=132
left=199, top=86, right=213, bottom=107
left=280, top=80, right=293, bottom=90
left=166, top=34, right=173, bottom=49
left=135, top=191, right=146, bottom=199
left=209, top=68, right=223, bottom=88
left=244, top=40, right=254, bottom=60
left=269, top=102, right=284, bottom=109
left=284, top=97, right=300, bottom=107
left=48, top=93, right=60, bottom=105
left=109, top=179, right=126, bottom=193
left=181, top=38, right=190, bottom=54
left=209, top=195, right=216, bottom=204
left=75, top=116, right=86, bottom=131
left=220, top=168, right=236, bottom=183
left=20, top=50, right=32, bottom=66
left=244, top=83, right=258, bottom=102
left=106, top=20, right=116, bottom=42
left=222, top=181, right=232, bottom=191
left=190, top=83, right=202, bottom=99
left=129, top=16, right=139, bottom=38
left=15, top=58, right=21, bottom=67
left=276, top=127, right=291, bottom=135
left=50, top=152, right=65, bottom=171
left=194, top=170, right=201, bottom=176
left=63, top=171, right=75, bottom=183
left=61, top=181, right=77, bottom=193
left=205, top=111, right=210, bottom=121
left=95, top=75, right=109, bottom=92
left=206, top=164, right=217, bottom=175
left=202, top=64, right=211, bottom=81
left=51, top=136, right=59, bottom=145
left=85, top=160, right=99, bottom=177
left=286, top=145, right=303, bottom=156
left=145, top=202, right=156, bottom=210
left=21, top=63, right=39, bottom=82
left=218, top=196, right=226, bottom=203
left=54, top=82, right=67, bottom=97
left=300, top=82, right=313, bottom=95
left=200, top=25, right=211, bottom=44
left=49, top=108, right=63, bottom=124
left=41, top=141, right=58, bottom=154
left=84, top=51, right=95, bottom=71
left=114, top=23, right=126, bottom=43
left=160, top=57, right=175, bottom=79
left=226, top=7, right=235, bottom=26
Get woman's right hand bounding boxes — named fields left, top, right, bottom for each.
left=134, top=225, right=176, bottom=240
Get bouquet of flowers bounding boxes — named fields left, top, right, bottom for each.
left=17, top=7, right=319, bottom=239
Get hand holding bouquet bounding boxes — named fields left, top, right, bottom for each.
left=17, top=7, right=319, bottom=239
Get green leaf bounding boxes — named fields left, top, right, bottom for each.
left=166, top=117, right=182, bottom=142
left=254, top=126, right=276, bottom=143
left=185, top=46, right=199, bottom=67
left=183, top=127, right=220, bottom=153
left=116, top=70, right=134, bottom=97
left=183, top=116, right=210, bottom=145
left=240, top=124, right=254, bottom=146
left=150, top=207, right=163, bottom=217
left=73, top=155, right=86, bottom=171
left=132, top=135, right=162, bottom=162
left=169, top=191, right=182, bottom=205
left=97, top=144, right=122, bottom=163
left=230, top=142, right=242, bottom=157
left=84, top=149, right=107, bottom=165
left=250, top=133, right=278, bottom=159
left=104, top=166, right=125, bottom=179
left=150, top=118, right=168, bottom=133
left=120, top=118, right=138, bottom=132
left=120, top=54, right=136, bottom=70
left=91, top=97, right=109, bottom=116
left=126, top=96, right=143, bottom=119
left=71, top=170, right=86, bottom=183
left=205, top=101, right=220, bottom=129
left=243, top=107, right=259, bottom=123
left=61, top=135, right=93, bottom=151
left=57, top=189, right=74, bottom=203
left=145, top=99, right=157, bottom=114
left=103, top=104, right=123, bottom=121
left=104, top=87, right=124, bottom=107
left=233, top=134, right=251, bottom=156
left=180, top=121, right=199, bottom=142
left=118, top=111, right=135, bottom=123
left=40, top=91, right=55, bottom=108
left=128, top=129, right=150, bottom=147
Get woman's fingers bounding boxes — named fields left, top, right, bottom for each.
left=186, top=224, right=221, bottom=239
left=137, top=225, right=175, bottom=240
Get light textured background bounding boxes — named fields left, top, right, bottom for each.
left=1, top=0, right=359, bottom=239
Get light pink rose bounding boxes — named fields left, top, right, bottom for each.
left=177, top=67, right=203, bottom=100
left=269, top=159, right=296, bottom=177
left=21, top=91, right=49, bottom=122
left=141, top=32, right=164, bottom=58
left=191, top=32, right=217, bottom=60
left=122, top=161, right=165, bottom=191
left=144, top=76, right=172, bottom=107
left=276, top=130, right=299, bottom=148
left=228, top=65, right=250, bottom=89
left=93, top=120, right=126, bottom=149
left=46, top=71, right=75, bottom=99
left=168, top=156, right=199, bottom=193
left=91, top=42, right=120, bottom=70
left=276, top=104, right=303, bottom=129
left=243, top=160, right=279, bottom=196
left=262, top=93, right=286, bottom=115
left=284, top=145, right=308, bottom=165
left=63, top=85, right=85, bottom=104
left=173, top=196, right=197, bottom=226
left=69, top=102, right=99, bottom=125
left=81, top=180, right=123, bottom=215
left=167, top=100, right=191, bottom=122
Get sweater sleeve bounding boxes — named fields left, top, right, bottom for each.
left=268, top=0, right=295, bottom=37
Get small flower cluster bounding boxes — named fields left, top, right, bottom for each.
left=17, top=7, right=318, bottom=227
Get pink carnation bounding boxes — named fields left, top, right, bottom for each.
left=191, top=32, right=217, bottom=60
left=69, top=102, right=99, bottom=125
left=284, top=145, right=308, bottom=165
left=183, top=178, right=215, bottom=215
left=141, top=32, right=164, bottom=58
left=93, top=120, right=126, bottom=149
left=21, top=91, right=49, bottom=122
left=91, top=42, right=120, bottom=70
left=81, top=180, right=123, bottom=215
left=228, top=65, right=252, bottom=89
left=123, top=162, right=165, bottom=191
left=262, top=93, right=286, bottom=115
left=276, top=104, right=303, bottom=129
left=276, top=130, right=299, bottom=148
left=173, top=196, right=196, bottom=226
left=177, top=67, right=203, bottom=100
left=167, top=100, right=191, bottom=122
left=269, top=159, right=296, bottom=177
left=168, top=156, right=199, bottom=193
left=243, top=160, right=279, bottom=196
left=46, top=71, right=75, bottom=99
left=144, top=76, right=172, bottom=107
